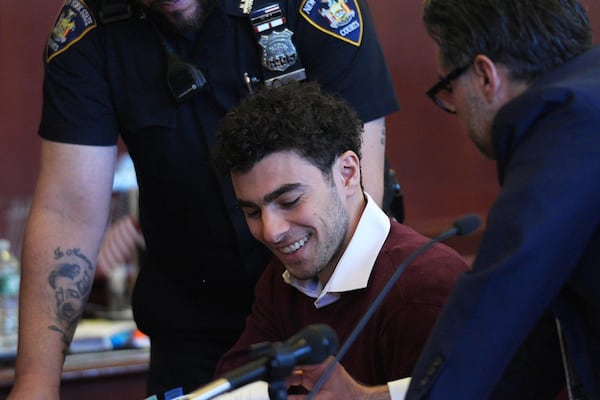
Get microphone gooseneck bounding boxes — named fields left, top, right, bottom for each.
left=306, top=214, right=481, bottom=399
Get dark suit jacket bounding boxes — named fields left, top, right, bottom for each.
left=406, top=45, right=600, bottom=399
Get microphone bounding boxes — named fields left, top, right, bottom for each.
left=306, top=214, right=482, bottom=399
left=178, top=324, right=339, bottom=400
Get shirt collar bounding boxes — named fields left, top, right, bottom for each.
left=283, top=193, right=391, bottom=308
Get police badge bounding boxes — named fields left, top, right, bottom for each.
left=259, top=29, right=298, bottom=72
left=250, top=3, right=307, bottom=87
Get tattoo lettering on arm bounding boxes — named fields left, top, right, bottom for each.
left=380, top=125, right=386, bottom=146
left=47, top=247, right=94, bottom=351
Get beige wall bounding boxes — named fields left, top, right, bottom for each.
left=1, top=0, right=599, bottom=248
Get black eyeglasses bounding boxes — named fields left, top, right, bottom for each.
left=426, top=63, right=471, bottom=114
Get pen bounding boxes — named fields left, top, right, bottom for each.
left=243, top=72, right=253, bottom=94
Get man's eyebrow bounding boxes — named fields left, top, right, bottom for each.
left=235, top=198, right=257, bottom=209
left=264, top=183, right=303, bottom=202
left=235, top=183, right=303, bottom=208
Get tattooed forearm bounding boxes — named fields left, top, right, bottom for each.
left=47, top=247, right=94, bottom=344
left=48, top=325, right=70, bottom=359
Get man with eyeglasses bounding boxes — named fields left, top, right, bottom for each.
left=407, top=0, right=600, bottom=398
left=284, top=0, right=600, bottom=399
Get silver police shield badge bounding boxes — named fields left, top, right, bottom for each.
left=258, top=29, right=298, bottom=72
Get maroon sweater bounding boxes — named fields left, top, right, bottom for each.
left=214, top=221, right=469, bottom=385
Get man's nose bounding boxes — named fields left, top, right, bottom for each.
left=260, top=209, right=289, bottom=244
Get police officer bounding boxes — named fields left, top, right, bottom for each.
left=10, top=0, right=398, bottom=398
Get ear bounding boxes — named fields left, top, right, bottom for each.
left=471, top=54, right=503, bottom=104
left=336, top=150, right=361, bottom=193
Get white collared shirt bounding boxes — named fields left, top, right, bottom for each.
left=282, top=192, right=391, bottom=308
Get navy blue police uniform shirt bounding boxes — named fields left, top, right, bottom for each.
left=40, top=0, right=398, bottom=381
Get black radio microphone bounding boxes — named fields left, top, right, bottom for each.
left=306, top=214, right=482, bottom=399
left=178, top=324, right=339, bottom=400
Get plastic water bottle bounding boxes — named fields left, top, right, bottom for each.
left=0, top=239, right=20, bottom=347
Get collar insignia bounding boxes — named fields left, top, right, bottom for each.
left=46, top=0, right=97, bottom=63
left=300, top=0, right=363, bottom=46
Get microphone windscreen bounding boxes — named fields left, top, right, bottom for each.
left=453, top=214, right=482, bottom=236
left=292, top=324, right=339, bottom=364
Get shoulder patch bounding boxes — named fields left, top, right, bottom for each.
left=299, top=0, right=363, bottom=46
left=46, top=0, right=97, bottom=63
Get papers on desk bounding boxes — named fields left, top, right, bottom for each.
left=70, top=319, right=145, bottom=353
left=170, top=381, right=269, bottom=400
left=388, top=377, right=411, bottom=400
left=211, top=381, right=269, bottom=400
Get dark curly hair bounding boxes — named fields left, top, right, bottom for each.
left=211, top=81, right=364, bottom=180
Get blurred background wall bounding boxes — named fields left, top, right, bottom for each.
left=1, top=0, right=599, bottom=256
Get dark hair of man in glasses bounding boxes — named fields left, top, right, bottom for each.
left=423, top=0, right=593, bottom=83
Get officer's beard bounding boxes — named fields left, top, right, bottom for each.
left=145, top=0, right=218, bottom=32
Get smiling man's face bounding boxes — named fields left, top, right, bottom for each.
left=232, top=151, right=350, bottom=282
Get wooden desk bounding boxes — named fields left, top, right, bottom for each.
left=0, top=348, right=149, bottom=399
